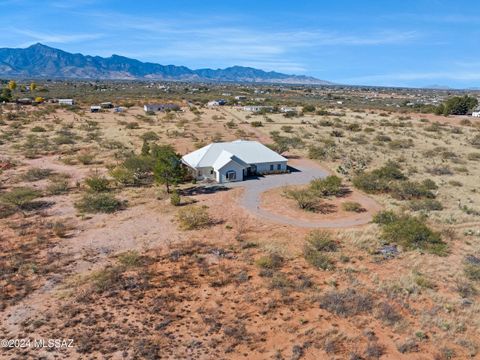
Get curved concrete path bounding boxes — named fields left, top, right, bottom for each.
left=225, top=160, right=379, bottom=228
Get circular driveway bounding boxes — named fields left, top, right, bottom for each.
left=225, top=159, right=379, bottom=228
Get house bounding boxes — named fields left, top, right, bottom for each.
left=144, top=103, right=180, bottom=112
left=242, top=105, right=274, bottom=113
left=58, top=99, right=75, bottom=106
left=90, top=105, right=101, bottom=113
left=472, top=111, right=480, bottom=117
left=101, top=102, right=114, bottom=109
left=207, top=99, right=227, bottom=107
left=16, top=98, right=33, bottom=105
left=182, top=140, right=288, bottom=183
left=280, top=106, right=296, bottom=113
left=235, top=95, right=247, bottom=101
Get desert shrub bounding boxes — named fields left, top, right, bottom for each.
left=46, top=178, right=70, bottom=195
left=281, top=125, right=293, bottom=133
left=22, top=168, right=53, bottom=181
left=305, top=230, right=338, bottom=252
left=250, top=121, right=263, bottom=127
left=177, top=205, right=212, bottom=230
left=170, top=191, right=181, bottom=206
left=467, top=152, right=480, bottom=161
left=89, top=266, right=124, bottom=293
left=75, top=193, right=124, bottom=213
left=427, top=165, right=453, bottom=176
left=110, top=155, right=154, bottom=186
left=464, top=256, right=480, bottom=281
left=422, top=178, right=438, bottom=190
left=308, top=143, right=336, bottom=160
left=375, top=134, right=391, bottom=142
left=310, top=175, right=343, bottom=197
left=302, top=105, right=316, bottom=113
left=0, top=203, right=16, bottom=218
left=352, top=161, right=406, bottom=194
left=455, top=280, right=477, bottom=298
left=53, top=130, right=76, bottom=145
left=84, top=175, right=110, bottom=192
left=341, top=201, right=364, bottom=212
left=256, top=253, right=284, bottom=269
left=303, top=231, right=336, bottom=270
left=346, top=123, right=361, bottom=132
left=126, top=122, right=140, bottom=129
left=388, top=139, right=414, bottom=149
left=365, top=342, right=385, bottom=359
left=141, top=131, right=159, bottom=141
left=408, top=199, right=443, bottom=212
left=77, top=152, right=95, bottom=165
left=380, top=214, right=446, bottom=255
left=304, top=250, right=335, bottom=270
left=390, top=181, right=434, bottom=200
left=319, top=289, right=373, bottom=317
left=377, top=302, right=402, bottom=325
left=0, top=187, right=42, bottom=211
left=31, top=126, right=46, bottom=132
left=330, top=130, right=344, bottom=137
left=109, top=166, right=136, bottom=186
left=285, top=188, right=322, bottom=212
left=448, top=180, right=462, bottom=187
left=117, top=250, right=142, bottom=268
left=372, top=210, right=399, bottom=225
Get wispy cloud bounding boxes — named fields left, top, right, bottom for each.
left=13, top=28, right=104, bottom=46
left=339, top=70, right=480, bottom=86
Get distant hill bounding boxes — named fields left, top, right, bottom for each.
left=0, top=43, right=331, bottom=85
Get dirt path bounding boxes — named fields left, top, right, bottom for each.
left=226, top=158, right=381, bottom=228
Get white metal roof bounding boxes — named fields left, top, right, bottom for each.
left=182, top=140, right=287, bottom=168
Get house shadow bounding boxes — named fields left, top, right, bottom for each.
left=287, top=165, right=301, bottom=173
left=179, top=185, right=230, bottom=197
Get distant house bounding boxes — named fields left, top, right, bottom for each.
left=280, top=106, right=296, bottom=113
left=58, top=99, right=75, bottom=106
left=16, top=98, right=33, bottom=105
left=90, top=105, right=101, bottom=113
left=144, top=103, right=180, bottom=113
left=242, top=105, right=274, bottom=113
left=101, top=102, right=114, bottom=109
left=207, top=99, right=227, bottom=107
left=472, top=111, right=480, bottom=117
left=114, top=106, right=125, bottom=113
left=182, top=140, right=288, bottom=183
left=235, top=95, right=247, bottom=101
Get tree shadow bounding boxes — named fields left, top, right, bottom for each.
left=179, top=185, right=230, bottom=196
left=21, top=201, right=55, bottom=212
left=315, top=203, right=337, bottom=214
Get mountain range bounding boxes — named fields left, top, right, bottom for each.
left=0, top=43, right=330, bottom=85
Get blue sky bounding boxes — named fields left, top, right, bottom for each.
left=0, top=0, right=479, bottom=88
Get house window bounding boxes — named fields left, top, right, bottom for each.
left=270, top=164, right=274, bottom=171
left=210, top=169, right=214, bottom=175
left=277, top=164, right=281, bottom=170
left=226, top=171, right=236, bottom=181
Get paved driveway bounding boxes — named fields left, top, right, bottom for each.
left=224, top=160, right=378, bottom=228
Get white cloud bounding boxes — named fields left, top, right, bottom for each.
left=13, top=28, right=103, bottom=46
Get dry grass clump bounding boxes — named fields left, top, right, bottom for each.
left=318, top=288, right=373, bottom=317
left=75, top=193, right=125, bottom=213
left=176, top=205, right=212, bottom=230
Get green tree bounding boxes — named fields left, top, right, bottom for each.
left=442, top=95, right=478, bottom=116
left=0, top=87, right=12, bottom=102
left=152, top=144, right=186, bottom=193
left=30, top=82, right=37, bottom=91
left=7, top=80, right=17, bottom=91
